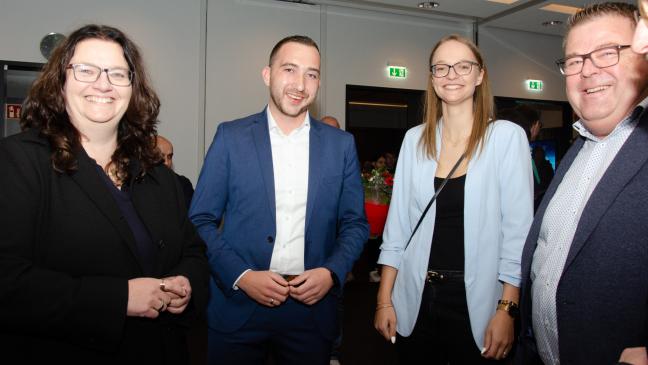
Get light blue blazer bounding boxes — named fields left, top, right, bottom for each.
left=378, top=120, right=533, bottom=349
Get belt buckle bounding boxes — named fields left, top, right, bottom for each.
left=426, top=270, right=444, bottom=283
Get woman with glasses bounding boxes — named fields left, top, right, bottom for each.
left=0, top=24, right=209, bottom=363
left=374, top=34, right=533, bottom=364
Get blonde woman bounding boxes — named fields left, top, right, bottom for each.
left=374, top=34, right=533, bottom=364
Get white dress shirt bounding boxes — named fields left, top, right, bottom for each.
left=267, top=108, right=310, bottom=275
left=530, top=99, right=647, bottom=364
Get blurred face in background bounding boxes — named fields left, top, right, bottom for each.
left=632, top=0, right=648, bottom=57
left=157, top=136, right=174, bottom=169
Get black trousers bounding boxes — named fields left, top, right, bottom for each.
left=396, top=270, right=506, bottom=365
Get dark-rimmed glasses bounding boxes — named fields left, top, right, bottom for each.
left=429, top=61, right=481, bottom=78
left=556, top=45, right=631, bottom=76
left=66, top=63, right=133, bottom=86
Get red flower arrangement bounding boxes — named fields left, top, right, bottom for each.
left=362, top=167, right=394, bottom=237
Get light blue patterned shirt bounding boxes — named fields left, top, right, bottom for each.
left=530, top=98, right=648, bottom=365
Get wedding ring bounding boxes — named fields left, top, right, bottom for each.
left=270, top=298, right=275, bottom=305
left=160, top=280, right=166, bottom=291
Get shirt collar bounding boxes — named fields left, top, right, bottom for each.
left=266, top=105, right=310, bottom=136
left=573, top=95, right=648, bottom=142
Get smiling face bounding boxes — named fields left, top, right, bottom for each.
left=64, top=38, right=132, bottom=134
left=565, top=14, right=648, bottom=137
left=431, top=40, right=484, bottom=108
left=262, top=41, right=320, bottom=125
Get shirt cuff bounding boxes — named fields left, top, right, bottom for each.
left=233, top=269, right=252, bottom=290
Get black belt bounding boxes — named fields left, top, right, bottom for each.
left=426, top=270, right=464, bottom=284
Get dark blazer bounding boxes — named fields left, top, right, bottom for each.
left=0, top=129, right=209, bottom=364
left=516, top=112, right=648, bottom=365
left=190, top=110, right=369, bottom=340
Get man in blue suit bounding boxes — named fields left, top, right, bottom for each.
left=190, top=35, right=368, bottom=365
left=516, top=3, right=648, bottom=365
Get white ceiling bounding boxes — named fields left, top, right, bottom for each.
left=309, top=0, right=635, bottom=36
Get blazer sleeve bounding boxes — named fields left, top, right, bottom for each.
left=377, top=128, right=417, bottom=270
left=190, top=123, right=250, bottom=293
left=495, top=122, right=534, bottom=286
left=322, top=134, right=369, bottom=285
left=163, top=167, right=209, bottom=324
left=0, top=138, right=128, bottom=351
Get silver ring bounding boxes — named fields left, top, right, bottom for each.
left=270, top=298, right=275, bottom=305
left=160, top=280, right=166, bottom=291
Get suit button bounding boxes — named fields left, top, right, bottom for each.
left=267, top=236, right=274, bottom=243
left=157, top=240, right=165, bottom=248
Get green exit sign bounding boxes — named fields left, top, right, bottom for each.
left=388, top=66, right=407, bottom=79
left=527, top=79, right=544, bottom=91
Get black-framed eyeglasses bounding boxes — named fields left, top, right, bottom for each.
left=66, top=63, right=133, bottom=86
left=429, top=61, right=481, bottom=78
left=556, top=45, right=631, bottom=76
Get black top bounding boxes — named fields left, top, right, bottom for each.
left=96, top=164, right=157, bottom=275
left=428, top=174, right=466, bottom=270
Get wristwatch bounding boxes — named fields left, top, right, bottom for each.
left=497, top=299, right=520, bottom=319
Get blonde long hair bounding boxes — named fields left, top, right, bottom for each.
left=419, top=34, right=495, bottom=161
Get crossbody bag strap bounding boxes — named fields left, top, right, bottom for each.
left=402, top=154, right=465, bottom=252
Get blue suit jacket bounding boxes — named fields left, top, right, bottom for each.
left=516, top=112, right=648, bottom=365
left=190, top=110, right=368, bottom=338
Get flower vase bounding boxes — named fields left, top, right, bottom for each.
left=364, top=186, right=389, bottom=239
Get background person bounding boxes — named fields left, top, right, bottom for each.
left=0, top=24, right=209, bottom=363
left=156, top=135, right=194, bottom=209
left=374, top=34, right=533, bottom=364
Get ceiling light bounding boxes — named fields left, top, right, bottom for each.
left=487, top=0, right=519, bottom=4
left=540, top=4, right=581, bottom=15
left=542, top=20, right=563, bottom=26
left=418, top=2, right=439, bottom=9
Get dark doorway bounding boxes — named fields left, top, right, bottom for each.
left=346, top=84, right=425, bottom=169
left=1, top=61, right=44, bottom=139
left=494, top=96, right=574, bottom=166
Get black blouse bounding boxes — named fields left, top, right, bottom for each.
left=428, top=174, right=466, bottom=271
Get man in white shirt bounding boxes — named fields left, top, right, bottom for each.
left=516, top=3, right=648, bottom=365
left=190, top=35, right=368, bottom=365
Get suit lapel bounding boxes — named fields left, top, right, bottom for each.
left=564, top=117, right=648, bottom=271
left=305, top=121, right=323, bottom=230
left=252, top=112, right=277, bottom=224
left=70, top=150, right=142, bottom=269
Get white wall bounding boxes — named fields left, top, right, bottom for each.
left=205, top=0, right=566, bottom=142
left=480, top=27, right=565, bottom=101
left=0, top=0, right=566, bottom=181
left=0, top=0, right=204, bottom=182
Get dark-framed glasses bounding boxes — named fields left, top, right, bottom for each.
left=66, top=63, right=133, bottom=86
left=556, top=45, right=631, bottom=76
left=429, top=61, right=481, bottom=78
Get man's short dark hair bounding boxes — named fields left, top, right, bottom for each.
left=268, top=35, right=320, bottom=66
left=564, top=2, right=637, bottom=49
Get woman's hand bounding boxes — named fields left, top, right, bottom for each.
left=160, top=275, right=192, bottom=314
left=481, top=310, right=514, bottom=360
left=374, top=304, right=397, bottom=343
left=127, top=277, right=173, bottom=318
